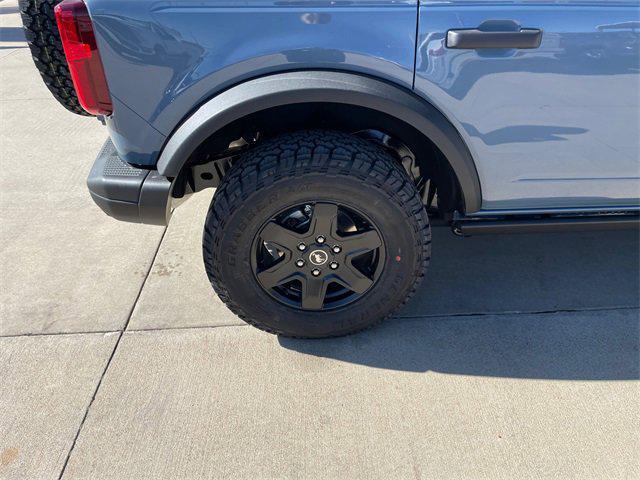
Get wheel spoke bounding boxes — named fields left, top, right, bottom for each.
left=301, top=275, right=329, bottom=310
left=310, top=203, right=339, bottom=238
left=334, top=263, right=374, bottom=294
left=256, top=257, right=297, bottom=289
left=260, top=221, right=301, bottom=249
left=340, top=229, right=382, bottom=255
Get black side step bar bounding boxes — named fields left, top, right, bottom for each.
left=453, top=214, right=640, bottom=235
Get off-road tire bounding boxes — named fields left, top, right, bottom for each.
left=19, top=0, right=89, bottom=116
left=203, top=130, right=431, bottom=338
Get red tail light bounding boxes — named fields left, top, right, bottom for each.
left=54, top=0, right=112, bottom=116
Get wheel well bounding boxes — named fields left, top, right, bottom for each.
left=175, top=102, right=465, bottom=217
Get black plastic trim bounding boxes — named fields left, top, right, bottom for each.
left=455, top=215, right=639, bottom=235
left=157, top=71, right=483, bottom=213
left=87, top=140, right=172, bottom=225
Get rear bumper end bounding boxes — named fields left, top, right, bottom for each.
left=87, top=140, right=173, bottom=225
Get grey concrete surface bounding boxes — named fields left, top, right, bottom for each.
left=0, top=332, right=118, bottom=480
left=64, top=311, right=638, bottom=480
left=1, top=2, right=639, bottom=479
left=0, top=42, right=49, bottom=101
left=128, top=191, right=244, bottom=331
left=0, top=48, right=165, bottom=336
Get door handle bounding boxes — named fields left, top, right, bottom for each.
left=446, top=28, right=542, bottom=49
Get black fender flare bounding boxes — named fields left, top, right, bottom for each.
left=157, top=71, right=482, bottom=213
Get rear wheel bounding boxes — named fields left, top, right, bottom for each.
left=203, top=131, right=431, bottom=338
left=19, top=0, right=89, bottom=116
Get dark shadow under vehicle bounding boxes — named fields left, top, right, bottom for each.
left=280, top=229, right=640, bottom=380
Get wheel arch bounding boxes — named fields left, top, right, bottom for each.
left=157, top=71, right=482, bottom=213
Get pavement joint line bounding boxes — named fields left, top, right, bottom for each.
left=0, top=329, right=119, bottom=339
left=1, top=305, right=637, bottom=340
left=0, top=97, right=59, bottom=102
left=0, top=49, right=21, bottom=61
left=123, top=227, right=168, bottom=333
left=394, top=305, right=640, bottom=320
left=56, top=227, right=167, bottom=480
left=127, top=323, right=250, bottom=334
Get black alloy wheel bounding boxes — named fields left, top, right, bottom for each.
left=251, top=202, right=385, bottom=311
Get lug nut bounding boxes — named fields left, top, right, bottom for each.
left=316, top=235, right=326, bottom=244
left=295, top=259, right=305, bottom=268
left=297, top=242, right=307, bottom=251
left=311, top=268, right=321, bottom=277
left=330, top=262, right=339, bottom=270
left=332, top=245, right=342, bottom=254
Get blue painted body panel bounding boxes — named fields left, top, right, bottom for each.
left=86, top=0, right=639, bottom=212
left=87, top=0, right=417, bottom=166
left=416, top=0, right=640, bottom=210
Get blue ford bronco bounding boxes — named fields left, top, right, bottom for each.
left=21, top=0, right=639, bottom=337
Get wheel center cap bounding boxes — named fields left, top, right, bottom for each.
left=309, top=249, right=328, bottom=266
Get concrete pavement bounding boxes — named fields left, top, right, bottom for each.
left=0, top=333, right=118, bottom=479
left=63, top=311, right=639, bottom=480
left=1, top=2, right=639, bottom=478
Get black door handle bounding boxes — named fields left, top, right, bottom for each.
left=446, top=28, right=542, bottom=49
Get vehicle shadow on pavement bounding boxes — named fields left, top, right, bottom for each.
left=280, top=229, right=640, bottom=380
left=0, top=26, right=25, bottom=42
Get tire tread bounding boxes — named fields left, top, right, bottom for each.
left=18, top=0, right=90, bottom=116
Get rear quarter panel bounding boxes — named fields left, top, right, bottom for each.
left=87, top=0, right=418, bottom=146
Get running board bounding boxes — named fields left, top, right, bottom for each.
left=453, top=214, right=640, bottom=235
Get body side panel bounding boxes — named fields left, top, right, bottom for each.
left=416, top=0, right=640, bottom=210
left=87, top=0, right=418, bottom=149
left=105, top=96, right=166, bottom=167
